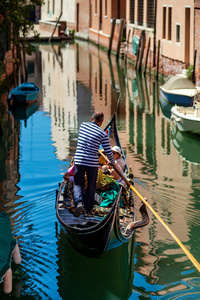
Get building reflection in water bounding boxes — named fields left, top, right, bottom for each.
left=1, top=40, right=200, bottom=297
left=39, top=41, right=200, bottom=291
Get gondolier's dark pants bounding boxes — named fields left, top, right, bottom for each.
left=74, top=165, right=98, bottom=211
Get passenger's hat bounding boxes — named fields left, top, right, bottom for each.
left=111, top=146, right=121, bottom=155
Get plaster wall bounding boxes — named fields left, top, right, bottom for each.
left=156, top=0, right=194, bottom=64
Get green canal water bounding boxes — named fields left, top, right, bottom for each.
left=1, top=41, right=200, bottom=299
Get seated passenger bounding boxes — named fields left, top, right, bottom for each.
left=102, top=163, right=126, bottom=186
left=63, top=164, right=74, bottom=183
left=111, top=146, right=126, bottom=171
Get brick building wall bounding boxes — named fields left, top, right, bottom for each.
left=76, top=0, right=90, bottom=33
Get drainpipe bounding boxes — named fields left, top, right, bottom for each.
left=153, top=0, right=157, bottom=67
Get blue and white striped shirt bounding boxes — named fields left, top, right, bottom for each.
left=74, top=122, right=115, bottom=167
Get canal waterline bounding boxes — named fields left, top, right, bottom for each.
left=0, top=41, right=200, bottom=299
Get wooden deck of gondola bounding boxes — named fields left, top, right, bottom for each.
left=58, top=205, right=103, bottom=227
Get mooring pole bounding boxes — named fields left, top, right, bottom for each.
left=144, top=37, right=151, bottom=76
left=192, top=49, right=197, bottom=84
left=108, top=18, right=116, bottom=56
left=116, top=18, right=125, bottom=59
left=156, top=40, right=160, bottom=79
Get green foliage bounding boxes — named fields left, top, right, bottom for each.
left=186, top=65, right=194, bottom=80
left=0, top=0, right=44, bottom=41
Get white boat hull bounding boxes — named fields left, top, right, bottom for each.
left=171, top=105, right=200, bottom=135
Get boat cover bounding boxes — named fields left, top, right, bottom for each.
left=0, top=213, right=16, bottom=282
left=162, top=75, right=195, bottom=90
left=132, top=36, right=139, bottom=55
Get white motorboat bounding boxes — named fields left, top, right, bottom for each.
left=171, top=101, right=200, bottom=135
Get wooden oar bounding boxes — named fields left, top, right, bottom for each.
left=98, top=150, right=200, bottom=272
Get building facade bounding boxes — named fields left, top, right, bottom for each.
left=89, top=0, right=126, bottom=51
left=126, top=0, right=200, bottom=81
left=38, top=0, right=200, bottom=81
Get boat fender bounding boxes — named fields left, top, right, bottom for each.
left=175, top=117, right=182, bottom=122
left=171, top=116, right=182, bottom=123
left=12, top=244, right=21, bottom=264
left=3, top=268, right=12, bottom=294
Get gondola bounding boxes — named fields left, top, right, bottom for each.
left=56, top=114, right=149, bottom=258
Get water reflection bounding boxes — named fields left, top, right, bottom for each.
left=9, top=100, right=40, bottom=131
left=1, top=41, right=200, bottom=298
left=56, top=228, right=135, bottom=300
left=171, top=123, right=200, bottom=165
left=159, top=92, right=174, bottom=120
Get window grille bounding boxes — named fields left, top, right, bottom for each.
left=138, top=0, right=143, bottom=26
left=130, top=0, right=135, bottom=24
left=147, top=0, right=154, bottom=28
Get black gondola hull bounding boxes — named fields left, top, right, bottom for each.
left=56, top=190, right=127, bottom=258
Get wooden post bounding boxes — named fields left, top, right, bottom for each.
left=135, top=40, right=140, bottom=69
left=192, top=50, right=197, bottom=84
left=153, top=0, right=157, bottom=67
left=156, top=40, right=160, bottom=79
left=116, top=18, right=125, bottom=59
left=137, top=30, right=146, bottom=73
left=144, top=37, right=151, bottom=76
left=127, top=29, right=131, bottom=44
left=108, top=18, right=116, bottom=56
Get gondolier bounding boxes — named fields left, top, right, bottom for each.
left=73, top=111, right=115, bottom=217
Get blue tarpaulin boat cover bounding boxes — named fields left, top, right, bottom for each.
left=132, top=36, right=139, bottom=55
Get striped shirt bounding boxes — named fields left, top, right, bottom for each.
left=74, top=122, right=115, bottom=167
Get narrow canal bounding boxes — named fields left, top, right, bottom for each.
left=1, top=41, right=200, bottom=299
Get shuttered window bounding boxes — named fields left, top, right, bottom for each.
left=138, top=0, right=143, bottom=26
left=162, top=6, right=166, bottom=39
left=147, top=0, right=154, bottom=28
left=176, top=24, right=180, bottom=42
left=105, top=0, right=107, bottom=16
left=168, top=7, right=172, bottom=40
left=130, top=0, right=135, bottom=24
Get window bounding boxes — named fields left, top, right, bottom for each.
left=53, top=0, right=55, bottom=14
left=105, top=0, right=107, bottom=16
left=176, top=24, right=180, bottom=42
left=162, top=6, right=166, bottom=39
left=95, top=0, right=97, bottom=14
left=130, top=0, right=135, bottom=23
left=147, top=0, right=154, bottom=28
left=168, top=7, right=172, bottom=40
left=27, top=62, right=34, bottom=74
left=138, top=0, right=143, bottom=26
